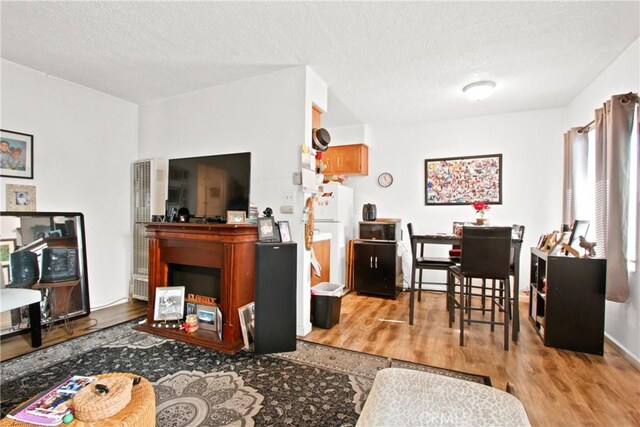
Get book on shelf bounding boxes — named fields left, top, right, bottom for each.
left=6, top=375, right=97, bottom=426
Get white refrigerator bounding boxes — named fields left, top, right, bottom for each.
left=314, top=183, right=354, bottom=285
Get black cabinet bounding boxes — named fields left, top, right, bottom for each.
left=255, top=242, right=297, bottom=355
left=353, top=240, right=402, bottom=298
left=529, top=247, right=606, bottom=355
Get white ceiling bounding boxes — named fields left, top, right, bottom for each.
left=1, top=1, right=638, bottom=127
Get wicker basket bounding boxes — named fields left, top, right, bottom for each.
left=73, top=376, right=133, bottom=422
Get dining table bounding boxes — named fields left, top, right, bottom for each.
left=409, top=232, right=523, bottom=342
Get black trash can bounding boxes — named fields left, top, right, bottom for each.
left=311, top=282, right=344, bottom=329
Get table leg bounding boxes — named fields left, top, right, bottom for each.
left=409, top=260, right=416, bottom=325
left=28, top=300, right=42, bottom=347
left=512, top=242, right=522, bottom=342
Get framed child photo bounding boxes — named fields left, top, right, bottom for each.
left=0, top=129, right=34, bottom=179
left=5, top=184, right=37, bottom=212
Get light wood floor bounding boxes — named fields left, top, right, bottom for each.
left=1, top=294, right=638, bottom=426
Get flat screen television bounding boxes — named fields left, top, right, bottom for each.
left=168, top=152, right=251, bottom=220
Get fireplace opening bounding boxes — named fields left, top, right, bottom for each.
left=168, top=264, right=221, bottom=302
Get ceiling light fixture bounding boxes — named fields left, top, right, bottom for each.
left=463, top=80, right=496, bottom=101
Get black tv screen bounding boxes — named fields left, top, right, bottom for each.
left=168, top=152, right=251, bottom=219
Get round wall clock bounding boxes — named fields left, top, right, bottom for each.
left=378, top=172, right=393, bottom=187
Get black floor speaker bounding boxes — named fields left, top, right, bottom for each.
left=254, top=242, right=297, bottom=355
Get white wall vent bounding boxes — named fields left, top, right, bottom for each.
left=131, top=158, right=167, bottom=300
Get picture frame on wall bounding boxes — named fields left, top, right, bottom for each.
left=1, top=129, right=34, bottom=179
left=5, top=184, right=37, bottom=212
left=424, top=153, right=502, bottom=205
left=154, top=286, right=185, bottom=321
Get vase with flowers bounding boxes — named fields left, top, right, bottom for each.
left=472, top=202, right=491, bottom=225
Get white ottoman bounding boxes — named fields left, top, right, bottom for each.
left=357, top=368, right=530, bottom=426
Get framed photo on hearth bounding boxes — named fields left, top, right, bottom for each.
left=154, top=286, right=185, bottom=321
left=238, top=302, right=255, bottom=349
left=425, top=153, right=502, bottom=205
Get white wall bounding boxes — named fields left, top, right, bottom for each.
left=566, top=38, right=640, bottom=362
left=328, top=124, right=371, bottom=147
left=1, top=59, right=139, bottom=309
left=342, top=108, right=565, bottom=289
left=139, top=66, right=326, bottom=335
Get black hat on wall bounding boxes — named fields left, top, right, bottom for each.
left=312, top=128, right=331, bottom=152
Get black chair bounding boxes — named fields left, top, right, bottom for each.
left=510, top=224, right=525, bottom=290
left=448, top=221, right=466, bottom=263
left=407, top=223, right=455, bottom=325
left=447, top=226, right=513, bottom=350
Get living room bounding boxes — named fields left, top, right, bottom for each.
left=1, top=2, right=639, bottom=426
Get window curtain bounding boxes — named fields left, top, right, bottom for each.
left=593, top=92, right=638, bottom=302
left=562, top=128, right=589, bottom=226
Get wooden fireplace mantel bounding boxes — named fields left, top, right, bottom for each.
left=135, top=222, right=258, bottom=353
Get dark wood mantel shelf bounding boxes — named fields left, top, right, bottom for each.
left=135, top=222, right=258, bottom=353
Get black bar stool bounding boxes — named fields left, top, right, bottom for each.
left=447, top=226, right=512, bottom=350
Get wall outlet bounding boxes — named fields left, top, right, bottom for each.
left=284, top=192, right=295, bottom=204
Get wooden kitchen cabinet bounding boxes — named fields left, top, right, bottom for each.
left=322, top=144, right=369, bottom=176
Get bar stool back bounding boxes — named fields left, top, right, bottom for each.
left=448, top=226, right=512, bottom=350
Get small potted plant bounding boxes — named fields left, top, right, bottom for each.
left=472, top=202, right=491, bottom=225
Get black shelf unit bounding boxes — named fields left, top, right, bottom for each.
left=254, top=242, right=297, bottom=355
left=353, top=240, right=402, bottom=298
left=529, top=247, right=606, bottom=355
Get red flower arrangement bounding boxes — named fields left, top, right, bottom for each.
left=472, top=202, right=491, bottom=218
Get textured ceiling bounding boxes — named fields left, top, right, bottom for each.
left=1, top=1, right=638, bottom=127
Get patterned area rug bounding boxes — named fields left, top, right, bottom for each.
left=0, top=321, right=491, bottom=426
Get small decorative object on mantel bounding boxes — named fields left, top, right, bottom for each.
left=578, top=236, right=597, bottom=258
left=472, top=201, right=491, bottom=225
